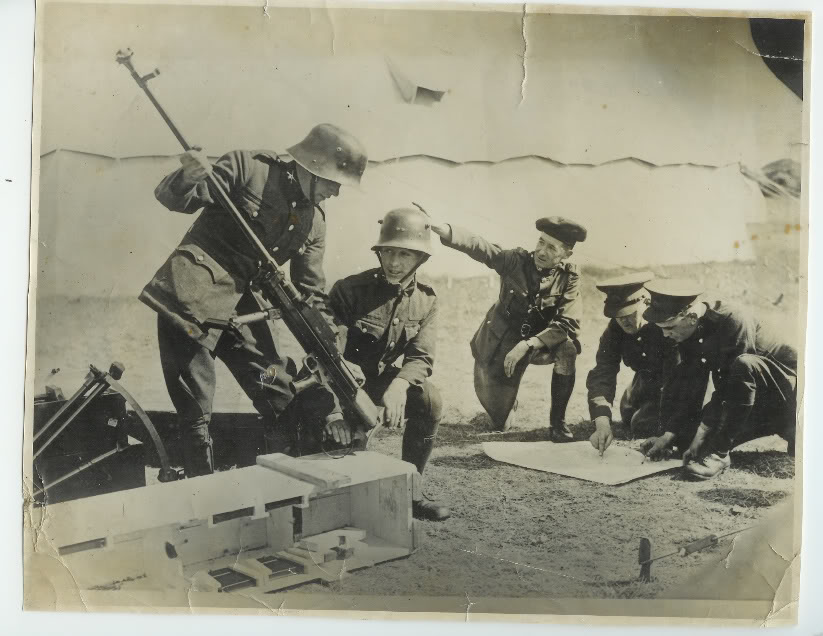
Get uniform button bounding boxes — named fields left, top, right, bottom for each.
left=251, top=211, right=258, bottom=218
left=641, top=352, right=646, bottom=357
left=374, top=273, right=378, bottom=278
left=487, top=320, right=492, bottom=325
left=510, top=289, right=514, bottom=294
left=291, top=201, right=296, bottom=208
left=272, top=246, right=279, bottom=253
left=701, top=357, right=707, bottom=363
left=698, top=338, right=703, bottom=343
left=522, top=292, right=527, bottom=297
left=389, top=342, right=395, bottom=348
left=196, top=255, right=204, bottom=262
left=637, top=336, right=642, bottom=342
left=392, top=318, right=399, bottom=325
left=288, top=224, right=294, bottom=231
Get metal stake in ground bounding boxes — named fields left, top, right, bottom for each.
left=638, top=527, right=752, bottom=581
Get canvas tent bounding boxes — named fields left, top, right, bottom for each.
left=35, top=4, right=803, bottom=298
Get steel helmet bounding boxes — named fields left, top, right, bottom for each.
left=287, top=123, right=368, bottom=187
left=372, top=208, right=433, bottom=256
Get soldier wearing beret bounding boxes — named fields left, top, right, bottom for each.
left=587, top=272, right=682, bottom=455
left=430, top=217, right=586, bottom=440
left=139, top=124, right=368, bottom=477
left=640, top=279, right=797, bottom=480
left=320, top=208, right=449, bottom=521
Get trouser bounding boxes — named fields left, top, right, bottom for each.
left=284, top=369, right=443, bottom=475
left=157, top=292, right=297, bottom=476
left=619, top=373, right=662, bottom=439
left=701, top=354, right=797, bottom=454
left=473, top=339, right=577, bottom=430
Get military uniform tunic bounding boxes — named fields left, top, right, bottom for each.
left=585, top=321, right=666, bottom=434
left=327, top=268, right=442, bottom=474
left=661, top=300, right=797, bottom=448
left=440, top=225, right=581, bottom=426
left=140, top=150, right=331, bottom=445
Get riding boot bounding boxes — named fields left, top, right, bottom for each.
left=182, top=418, right=214, bottom=478
left=549, top=372, right=575, bottom=442
left=402, top=423, right=436, bottom=475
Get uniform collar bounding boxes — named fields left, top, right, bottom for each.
left=282, top=160, right=312, bottom=208
left=374, top=270, right=417, bottom=296
left=530, top=252, right=562, bottom=277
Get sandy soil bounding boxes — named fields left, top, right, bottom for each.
left=30, top=218, right=803, bottom=600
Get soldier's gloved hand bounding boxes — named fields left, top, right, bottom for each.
left=503, top=341, right=531, bottom=378
left=381, top=378, right=409, bottom=428
left=589, top=416, right=614, bottom=456
left=323, top=414, right=352, bottom=447
left=640, top=432, right=676, bottom=461
left=179, top=148, right=212, bottom=185
left=682, top=423, right=710, bottom=465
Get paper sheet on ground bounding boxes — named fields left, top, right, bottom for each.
left=482, top=441, right=682, bottom=485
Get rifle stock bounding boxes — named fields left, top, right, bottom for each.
left=116, top=48, right=382, bottom=438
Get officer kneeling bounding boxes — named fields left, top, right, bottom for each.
left=326, top=208, right=449, bottom=521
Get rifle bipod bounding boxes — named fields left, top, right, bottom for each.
left=32, top=362, right=179, bottom=501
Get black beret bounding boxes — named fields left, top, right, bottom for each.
left=535, top=216, right=587, bottom=246
left=643, top=279, right=704, bottom=323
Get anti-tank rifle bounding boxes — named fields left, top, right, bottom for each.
left=115, top=48, right=383, bottom=448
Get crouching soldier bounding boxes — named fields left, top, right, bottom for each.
left=640, top=279, right=798, bottom=480
left=328, top=208, right=450, bottom=521
left=430, top=217, right=586, bottom=440
left=139, top=124, right=367, bottom=477
left=587, top=272, right=679, bottom=455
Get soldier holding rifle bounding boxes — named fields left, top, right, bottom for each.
left=139, top=125, right=368, bottom=477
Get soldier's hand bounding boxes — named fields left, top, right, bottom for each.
left=682, top=423, right=710, bottom=465
left=503, top=341, right=530, bottom=378
left=179, top=148, right=212, bottom=184
left=347, top=362, right=366, bottom=386
left=640, top=432, right=675, bottom=461
left=323, top=415, right=352, bottom=447
left=589, top=416, right=614, bottom=456
left=381, top=378, right=409, bottom=428
left=428, top=223, right=452, bottom=241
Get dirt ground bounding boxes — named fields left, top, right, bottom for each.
left=31, top=214, right=803, bottom=601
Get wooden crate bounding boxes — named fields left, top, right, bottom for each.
left=30, top=451, right=420, bottom=596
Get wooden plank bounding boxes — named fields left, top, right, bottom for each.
left=43, top=464, right=313, bottom=547
left=265, top=507, right=295, bottom=553
left=349, top=480, right=380, bottom=539
left=256, top=453, right=351, bottom=491
left=300, top=491, right=351, bottom=536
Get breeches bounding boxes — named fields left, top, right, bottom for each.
left=702, top=353, right=797, bottom=447
left=474, top=339, right=577, bottom=427
left=157, top=290, right=296, bottom=434
left=619, top=373, right=662, bottom=439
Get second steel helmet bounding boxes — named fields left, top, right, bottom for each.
left=372, top=208, right=432, bottom=256
left=287, top=123, right=368, bottom=187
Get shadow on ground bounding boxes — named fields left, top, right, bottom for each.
left=696, top=487, right=790, bottom=509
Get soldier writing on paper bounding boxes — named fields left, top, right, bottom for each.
left=639, top=279, right=798, bottom=480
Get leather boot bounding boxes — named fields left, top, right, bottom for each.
left=549, top=372, right=575, bottom=442
left=401, top=425, right=436, bottom=475
left=182, top=421, right=214, bottom=478
left=412, top=499, right=451, bottom=521
left=711, top=401, right=754, bottom=455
